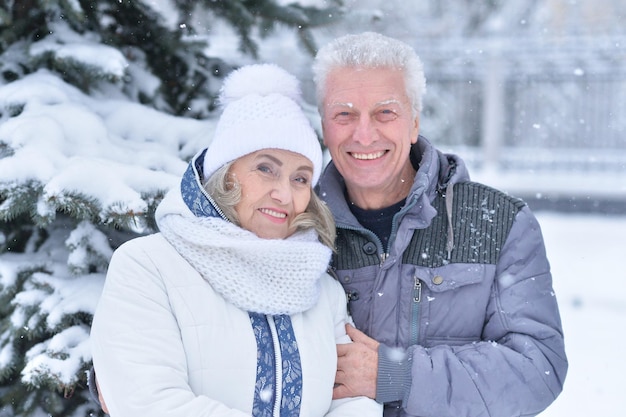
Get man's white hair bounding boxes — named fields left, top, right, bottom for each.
left=313, top=32, right=427, bottom=117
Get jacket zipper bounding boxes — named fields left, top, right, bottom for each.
left=380, top=252, right=389, bottom=264
left=410, top=276, right=422, bottom=346
left=386, top=195, right=418, bottom=264
left=338, top=195, right=421, bottom=343
left=266, top=316, right=283, bottom=417
left=338, top=196, right=418, bottom=268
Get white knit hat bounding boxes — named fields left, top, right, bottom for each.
left=202, top=64, right=323, bottom=185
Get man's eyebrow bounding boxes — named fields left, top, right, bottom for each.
left=326, top=99, right=403, bottom=109
left=376, top=99, right=402, bottom=106
left=326, top=101, right=354, bottom=108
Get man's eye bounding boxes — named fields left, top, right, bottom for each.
left=377, top=109, right=398, bottom=122
left=333, top=111, right=354, bottom=121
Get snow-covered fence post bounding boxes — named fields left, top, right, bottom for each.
left=481, top=47, right=506, bottom=171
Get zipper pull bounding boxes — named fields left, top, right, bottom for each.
left=413, top=276, right=422, bottom=302
left=380, top=252, right=388, bottom=266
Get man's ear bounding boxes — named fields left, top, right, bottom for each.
left=411, top=116, right=420, bottom=144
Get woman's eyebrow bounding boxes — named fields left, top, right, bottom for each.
left=256, top=153, right=283, bottom=166
left=256, top=154, right=313, bottom=173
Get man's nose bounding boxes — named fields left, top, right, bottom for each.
left=353, top=116, right=377, bottom=145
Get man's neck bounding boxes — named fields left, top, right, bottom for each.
left=346, top=162, right=416, bottom=210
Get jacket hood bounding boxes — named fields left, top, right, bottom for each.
left=155, top=148, right=226, bottom=225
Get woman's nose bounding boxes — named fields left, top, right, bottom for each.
left=269, top=179, right=292, bottom=203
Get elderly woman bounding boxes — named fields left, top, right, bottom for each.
left=89, top=64, right=382, bottom=417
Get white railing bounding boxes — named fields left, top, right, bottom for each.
left=417, top=35, right=626, bottom=174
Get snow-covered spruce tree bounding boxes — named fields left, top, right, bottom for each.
left=0, top=0, right=342, bottom=416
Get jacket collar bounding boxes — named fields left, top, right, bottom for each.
left=179, top=148, right=225, bottom=220
left=317, top=136, right=469, bottom=229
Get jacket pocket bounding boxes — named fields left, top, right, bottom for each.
left=412, top=263, right=496, bottom=345
left=415, top=263, right=492, bottom=293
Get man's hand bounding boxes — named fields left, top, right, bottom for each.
left=334, top=324, right=380, bottom=400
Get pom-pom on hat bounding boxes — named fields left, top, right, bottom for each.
left=203, top=64, right=323, bottom=185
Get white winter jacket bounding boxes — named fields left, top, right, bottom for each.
left=90, top=150, right=382, bottom=417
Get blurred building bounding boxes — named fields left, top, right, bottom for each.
left=302, top=0, right=626, bottom=213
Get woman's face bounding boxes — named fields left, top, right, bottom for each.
left=229, top=149, right=314, bottom=240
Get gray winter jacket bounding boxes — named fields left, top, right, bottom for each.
left=318, top=137, right=567, bottom=417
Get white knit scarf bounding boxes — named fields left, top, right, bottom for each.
left=157, top=213, right=332, bottom=315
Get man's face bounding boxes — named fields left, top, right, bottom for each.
left=320, top=67, right=419, bottom=203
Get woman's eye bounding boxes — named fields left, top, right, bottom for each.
left=294, top=176, right=309, bottom=185
left=257, top=164, right=273, bottom=174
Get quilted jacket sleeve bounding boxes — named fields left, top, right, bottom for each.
left=402, top=206, right=568, bottom=417
left=90, top=238, right=251, bottom=417
left=324, top=278, right=383, bottom=417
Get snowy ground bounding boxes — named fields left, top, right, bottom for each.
left=533, top=211, right=626, bottom=416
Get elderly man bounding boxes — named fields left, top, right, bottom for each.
left=90, top=32, right=568, bottom=417
left=313, top=32, right=567, bottom=417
